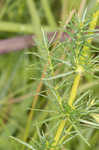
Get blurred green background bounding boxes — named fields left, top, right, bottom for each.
left=0, top=0, right=99, bottom=150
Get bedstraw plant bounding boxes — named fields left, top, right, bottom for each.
left=7, top=1, right=99, bottom=150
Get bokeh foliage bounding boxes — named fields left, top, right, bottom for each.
left=0, top=0, right=99, bottom=150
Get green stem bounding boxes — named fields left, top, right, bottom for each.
left=41, top=0, right=57, bottom=27
left=0, top=22, right=33, bottom=33
left=0, top=21, right=59, bottom=33
left=26, top=0, right=41, bottom=38
left=0, top=0, right=11, bottom=20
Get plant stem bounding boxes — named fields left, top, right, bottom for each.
left=0, top=0, right=11, bottom=20
left=26, top=0, right=41, bottom=39
left=41, top=0, right=57, bottom=27
left=50, top=70, right=82, bottom=149
left=0, top=21, right=59, bottom=34
left=68, top=72, right=81, bottom=107
left=22, top=66, right=47, bottom=150
left=50, top=120, right=66, bottom=150
left=0, top=22, right=34, bottom=33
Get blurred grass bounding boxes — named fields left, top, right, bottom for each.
left=0, top=0, right=99, bottom=150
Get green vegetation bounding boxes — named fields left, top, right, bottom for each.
left=0, top=0, right=99, bottom=150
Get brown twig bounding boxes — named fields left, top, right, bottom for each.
left=0, top=32, right=69, bottom=54
left=0, top=35, right=34, bottom=54
left=22, top=65, right=47, bottom=147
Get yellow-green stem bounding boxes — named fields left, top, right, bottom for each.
left=68, top=72, right=81, bottom=107
left=50, top=120, right=66, bottom=150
